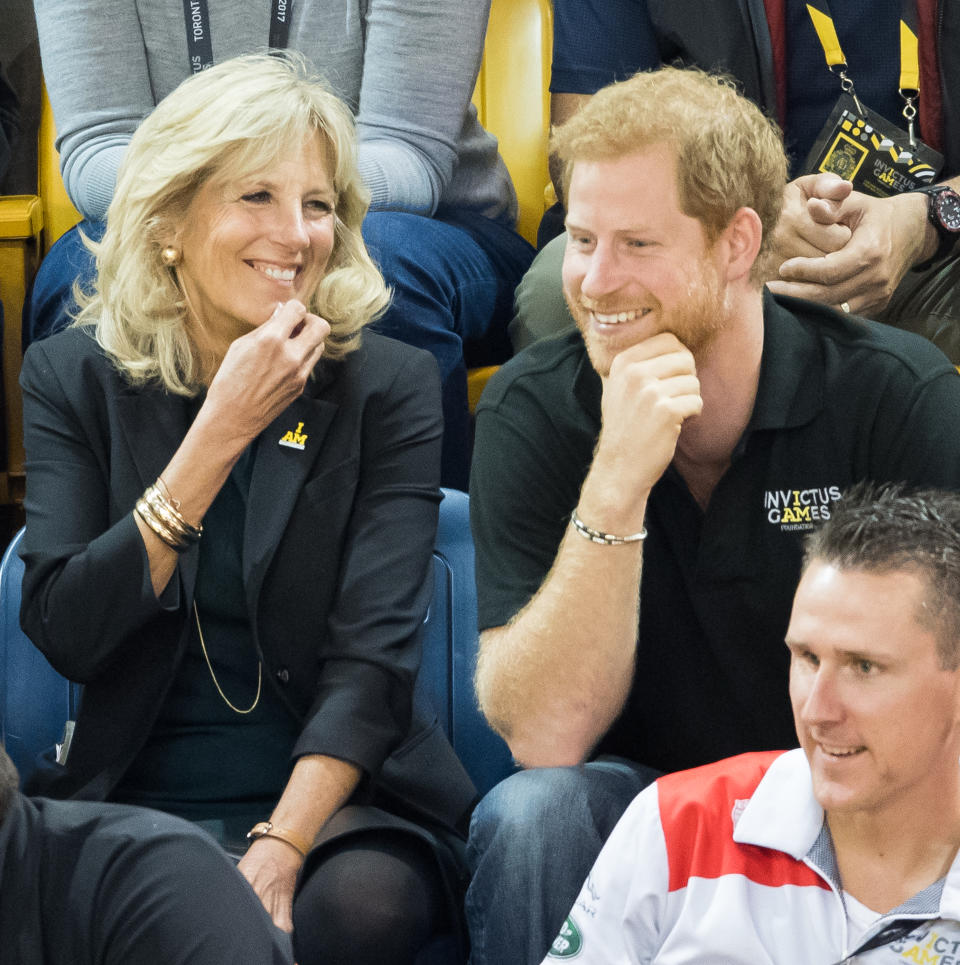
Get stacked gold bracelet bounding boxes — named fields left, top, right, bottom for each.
left=134, top=478, right=202, bottom=551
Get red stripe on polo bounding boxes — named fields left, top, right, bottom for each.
left=657, top=752, right=830, bottom=893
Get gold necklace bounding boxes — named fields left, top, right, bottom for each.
left=193, top=602, right=262, bottom=714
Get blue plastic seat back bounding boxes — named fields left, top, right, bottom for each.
left=0, top=528, right=81, bottom=781
left=1, top=491, right=515, bottom=796
left=415, top=489, right=515, bottom=797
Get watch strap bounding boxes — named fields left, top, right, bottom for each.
left=914, top=185, right=960, bottom=268
left=246, top=821, right=313, bottom=857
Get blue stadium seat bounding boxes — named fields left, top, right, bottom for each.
left=1, top=489, right=515, bottom=795
left=416, top=488, right=515, bottom=797
left=0, top=527, right=81, bottom=779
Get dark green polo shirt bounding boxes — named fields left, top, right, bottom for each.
left=470, top=292, right=960, bottom=773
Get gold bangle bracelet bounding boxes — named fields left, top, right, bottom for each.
left=142, top=482, right=202, bottom=543
left=144, top=487, right=194, bottom=541
left=134, top=500, right=187, bottom=550
left=155, top=475, right=181, bottom=511
left=146, top=483, right=190, bottom=531
left=145, top=484, right=202, bottom=540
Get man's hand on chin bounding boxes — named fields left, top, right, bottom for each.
left=592, top=333, right=703, bottom=509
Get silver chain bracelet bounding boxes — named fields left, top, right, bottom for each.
left=570, top=508, right=648, bottom=545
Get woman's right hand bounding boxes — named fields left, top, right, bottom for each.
left=134, top=300, right=330, bottom=598
left=203, top=300, right=331, bottom=449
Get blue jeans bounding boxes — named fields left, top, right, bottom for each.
left=464, top=759, right=659, bottom=965
left=24, top=209, right=534, bottom=489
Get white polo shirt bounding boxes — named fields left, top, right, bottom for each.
left=543, top=749, right=960, bottom=964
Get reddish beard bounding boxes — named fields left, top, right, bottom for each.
left=571, top=255, right=728, bottom=376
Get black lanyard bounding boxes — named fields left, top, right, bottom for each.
left=182, top=0, right=293, bottom=74
left=828, top=917, right=924, bottom=964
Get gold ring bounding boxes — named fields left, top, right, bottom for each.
left=840, top=301, right=851, bottom=313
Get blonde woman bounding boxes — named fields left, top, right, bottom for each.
left=20, top=54, right=474, bottom=965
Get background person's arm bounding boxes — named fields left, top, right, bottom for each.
left=548, top=0, right=661, bottom=207
left=549, top=93, right=591, bottom=206
left=767, top=173, right=960, bottom=314
left=33, top=0, right=151, bottom=219
left=356, top=0, right=491, bottom=215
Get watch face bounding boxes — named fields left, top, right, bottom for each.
left=934, top=189, right=960, bottom=231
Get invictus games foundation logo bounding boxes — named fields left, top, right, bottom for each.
left=548, top=916, right=583, bottom=958
left=764, top=486, right=842, bottom=532
left=888, top=925, right=960, bottom=961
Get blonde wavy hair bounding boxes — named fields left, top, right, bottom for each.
left=73, top=52, right=389, bottom=393
left=552, top=66, right=788, bottom=282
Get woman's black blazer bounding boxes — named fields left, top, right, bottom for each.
left=17, top=326, right=476, bottom=831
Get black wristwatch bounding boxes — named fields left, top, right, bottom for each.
left=914, top=184, right=960, bottom=267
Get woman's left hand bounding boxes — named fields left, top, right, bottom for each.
left=236, top=756, right=360, bottom=932
left=238, top=836, right=304, bottom=932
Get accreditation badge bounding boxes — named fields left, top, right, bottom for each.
left=803, top=92, right=943, bottom=197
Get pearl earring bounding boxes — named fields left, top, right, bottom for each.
left=160, top=245, right=182, bottom=267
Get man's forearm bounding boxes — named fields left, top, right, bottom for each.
left=549, top=92, right=592, bottom=205
left=476, top=505, right=646, bottom=769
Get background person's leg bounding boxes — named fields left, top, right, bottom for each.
left=465, top=759, right=658, bottom=965
left=876, top=249, right=960, bottom=363
left=23, top=220, right=103, bottom=350
left=508, top=233, right=575, bottom=354
left=362, top=211, right=533, bottom=490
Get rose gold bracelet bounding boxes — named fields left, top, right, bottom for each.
left=246, top=821, right=312, bottom=857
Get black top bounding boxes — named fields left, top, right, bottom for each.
left=0, top=793, right=292, bottom=965
left=114, top=448, right=299, bottom=823
left=470, top=292, right=960, bottom=773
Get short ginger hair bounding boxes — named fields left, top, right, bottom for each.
left=552, top=66, right=787, bottom=279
